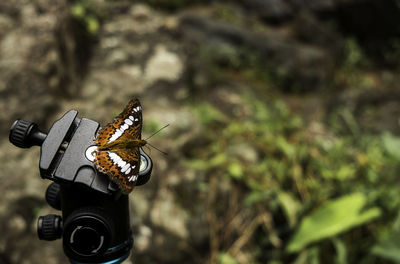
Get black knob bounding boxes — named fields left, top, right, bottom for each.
left=38, top=214, right=63, bottom=241
left=9, top=119, right=47, bottom=148
left=46, top=183, right=61, bottom=210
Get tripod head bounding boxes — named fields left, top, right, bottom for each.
left=9, top=110, right=152, bottom=264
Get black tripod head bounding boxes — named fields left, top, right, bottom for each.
left=9, top=110, right=152, bottom=264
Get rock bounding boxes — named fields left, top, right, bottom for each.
left=0, top=0, right=78, bottom=263
left=238, top=0, right=400, bottom=66
left=130, top=3, right=152, bottom=20
left=333, top=0, right=400, bottom=65
left=228, top=143, right=259, bottom=164
left=0, top=0, right=73, bottom=135
left=8, top=215, right=26, bottom=234
left=150, top=189, right=189, bottom=240
left=243, top=0, right=293, bottom=23
left=240, top=0, right=337, bottom=23
left=179, top=14, right=333, bottom=92
left=0, top=252, right=10, bottom=264
left=135, top=225, right=152, bottom=251
left=144, top=44, right=183, bottom=83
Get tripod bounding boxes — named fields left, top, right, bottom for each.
left=9, top=109, right=152, bottom=264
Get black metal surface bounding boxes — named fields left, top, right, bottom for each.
left=9, top=108, right=153, bottom=263
left=39, top=110, right=78, bottom=179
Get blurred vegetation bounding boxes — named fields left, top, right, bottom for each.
left=186, top=92, right=400, bottom=263
left=70, top=0, right=102, bottom=36
left=62, top=0, right=400, bottom=263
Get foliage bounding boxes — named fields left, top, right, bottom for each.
left=287, top=193, right=381, bottom=253
left=382, top=132, right=400, bottom=160
left=383, top=38, right=400, bottom=66
left=372, top=194, right=400, bottom=263
left=373, top=230, right=400, bottom=263
left=196, top=42, right=277, bottom=91
left=218, top=253, right=238, bottom=264
left=70, top=0, right=101, bottom=36
left=343, top=38, right=364, bottom=69
left=186, top=93, right=400, bottom=264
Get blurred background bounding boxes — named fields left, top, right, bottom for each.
left=1, top=0, right=400, bottom=263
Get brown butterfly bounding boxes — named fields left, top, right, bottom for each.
left=93, top=98, right=146, bottom=194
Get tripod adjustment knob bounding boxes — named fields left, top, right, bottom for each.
left=46, top=183, right=61, bottom=210
left=38, top=214, right=63, bottom=241
left=9, top=119, right=47, bottom=148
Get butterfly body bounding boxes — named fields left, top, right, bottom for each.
left=97, top=138, right=147, bottom=152
left=93, top=98, right=145, bottom=194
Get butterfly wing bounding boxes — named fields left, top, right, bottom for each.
left=94, top=148, right=140, bottom=194
left=94, top=98, right=143, bottom=147
left=94, top=98, right=143, bottom=194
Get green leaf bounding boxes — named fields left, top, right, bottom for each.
left=185, top=153, right=227, bottom=170
left=227, top=162, right=243, bottom=179
left=278, top=191, right=300, bottom=228
left=244, top=190, right=274, bottom=206
left=218, top=253, right=238, bottom=264
left=332, top=238, right=347, bottom=264
left=382, top=132, right=400, bottom=160
left=71, top=3, right=85, bottom=18
left=192, top=103, right=227, bottom=125
left=86, top=15, right=99, bottom=35
left=336, top=165, right=356, bottom=181
left=372, top=230, right=400, bottom=263
left=309, top=247, right=320, bottom=264
left=339, top=108, right=360, bottom=137
left=294, top=247, right=320, bottom=264
left=287, top=193, right=381, bottom=253
left=276, top=136, right=296, bottom=160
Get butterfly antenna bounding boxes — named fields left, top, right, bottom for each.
left=146, top=142, right=168, bottom=156
left=144, top=124, right=170, bottom=141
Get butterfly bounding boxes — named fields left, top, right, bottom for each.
left=93, top=98, right=146, bottom=194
